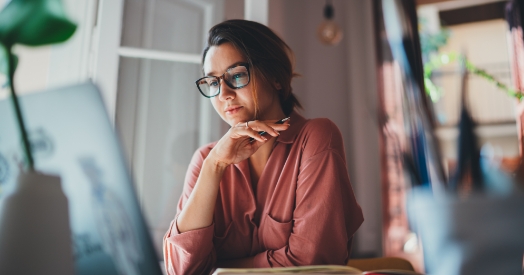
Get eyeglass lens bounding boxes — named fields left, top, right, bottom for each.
left=197, top=65, right=249, bottom=97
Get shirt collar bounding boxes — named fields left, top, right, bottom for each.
left=275, top=110, right=308, bottom=144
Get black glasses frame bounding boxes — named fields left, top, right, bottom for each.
left=195, top=63, right=251, bottom=98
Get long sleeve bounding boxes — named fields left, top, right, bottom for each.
left=163, top=145, right=217, bottom=275
left=252, top=119, right=364, bottom=267
left=163, top=114, right=364, bottom=272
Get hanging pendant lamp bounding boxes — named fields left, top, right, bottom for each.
left=317, top=0, right=343, bottom=46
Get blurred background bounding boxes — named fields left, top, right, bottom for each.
left=0, top=0, right=519, bottom=269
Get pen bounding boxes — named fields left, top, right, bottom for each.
left=249, top=117, right=290, bottom=142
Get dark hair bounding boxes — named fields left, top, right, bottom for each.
left=202, top=19, right=302, bottom=116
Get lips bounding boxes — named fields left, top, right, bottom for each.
left=224, top=105, right=243, bottom=114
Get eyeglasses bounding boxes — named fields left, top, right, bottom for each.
left=195, top=63, right=250, bottom=98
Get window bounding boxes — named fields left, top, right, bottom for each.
left=112, top=0, right=226, bottom=255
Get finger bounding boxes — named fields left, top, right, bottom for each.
left=246, top=120, right=281, bottom=137
left=248, top=137, right=268, bottom=146
left=269, top=123, right=290, bottom=132
left=234, top=126, right=267, bottom=142
left=267, top=118, right=291, bottom=131
left=248, top=127, right=268, bottom=142
left=262, top=118, right=291, bottom=126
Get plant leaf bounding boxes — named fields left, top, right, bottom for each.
left=0, top=0, right=77, bottom=47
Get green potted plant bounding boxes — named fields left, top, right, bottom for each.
left=0, top=1, right=77, bottom=274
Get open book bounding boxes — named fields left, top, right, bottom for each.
left=212, top=265, right=423, bottom=275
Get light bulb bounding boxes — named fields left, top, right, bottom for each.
left=317, top=20, right=343, bottom=45
left=317, top=1, right=343, bottom=46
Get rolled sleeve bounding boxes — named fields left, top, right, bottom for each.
left=163, top=215, right=217, bottom=274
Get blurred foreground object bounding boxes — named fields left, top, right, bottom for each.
left=0, top=171, right=73, bottom=274
left=448, top=55, right=483, bottom=193
left=408, top=47, right=524, bottom=275
left=376, top=0, right=445, bottom=271
left=381, top=0, right=445, bottom=190
left=408, top=189, right=524, bottom=275
left=0, top=0, right=77, bottom=169
left=0, top=1, right=76, bottom=274
left=378, top=0, right=524, bottom=273
left=0, top=0, right=76, bottom=46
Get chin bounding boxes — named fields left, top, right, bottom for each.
left=227, top=118, right=244, bottom=127
left=223, top=114, right=252, bottom=126
left=218, top=115, right=240, bottom=127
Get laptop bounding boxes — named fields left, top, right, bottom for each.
left=0, top=83, right=163, bottom=275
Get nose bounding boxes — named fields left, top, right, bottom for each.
left=217, top=78, right=235, bottom=101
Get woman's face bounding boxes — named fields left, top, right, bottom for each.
left=203, top=42, right=281, bottom=126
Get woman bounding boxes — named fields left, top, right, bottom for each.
left=163, top=19, right=364, bottom=275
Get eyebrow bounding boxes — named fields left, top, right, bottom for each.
left=205, top=61, right=247, bottom=77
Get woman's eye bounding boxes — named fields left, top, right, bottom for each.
left=209, top=80, right=219, bottom=86
left=233, top=72, right=246, bottom=79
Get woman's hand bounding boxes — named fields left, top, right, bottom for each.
left=208, top=119, right=290, bottom=166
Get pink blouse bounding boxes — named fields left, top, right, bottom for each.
left=163, top=111, right=364, bottom=275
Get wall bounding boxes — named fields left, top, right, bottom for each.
left=268, top=0, right=382, bottom=257
left=225, top=0, right=244, bottom=20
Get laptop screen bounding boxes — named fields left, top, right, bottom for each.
left=0, top=83, right=163, bottom=275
